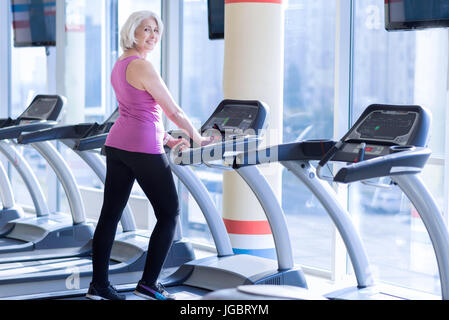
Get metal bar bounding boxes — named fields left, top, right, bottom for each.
left=235, top=165, right=294, bottom=271
left=0, top=141, right=50, bottom=216
left=283, top=160, right=375, bottom=288
left=168, top=158, right=234, bottom=257
left=392, top=174, right=449, bottom=300
left=31, top=141, right=86, bottom=225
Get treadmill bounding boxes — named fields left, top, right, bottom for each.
left=0, top=102, right=239, bottom=299
left=15, top=108, right=195, bottom=267
left=204, top=103, right=449, bottom=300
left=316, top=103, right=449, bottom=300
left=150, top=99, right=309, bottom=299
left=0, top=95, right=93, bottom=256
left=6, top=99, right=310, bottom=300
left=0, top=95, right=60, bottom=234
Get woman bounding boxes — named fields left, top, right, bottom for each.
left=86, top=10, right=214, bottom=300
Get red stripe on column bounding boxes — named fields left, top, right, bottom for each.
left=223, top=218, right=272, bottom=235
left=225, top=0, right=282, bottom=4
left=13, top=20, right=30, bottom=29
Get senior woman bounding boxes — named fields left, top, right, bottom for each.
left=86, top=10, right=214, bottom=300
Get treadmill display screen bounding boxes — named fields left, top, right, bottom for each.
left=355, top=111, right=417, bottom=141
left=21, top=97, right=59, bottom=120
left=203, top=104, right=259, bottom=133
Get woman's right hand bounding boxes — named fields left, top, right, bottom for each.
left=200, top=135, right=221, bottom=147
left=167, top=137, right=190, bottom=151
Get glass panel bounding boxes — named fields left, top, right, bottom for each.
left=10, top=41, right=49, bottom=209
left=282, top=0, right=337, bottom=271
left=179, top=0, right=224, bottom=246
left=59, top=0, right=108, bottom=214
left=64, top=0, right=105, bottom=124
left=351, top=0, right=447, bottom=295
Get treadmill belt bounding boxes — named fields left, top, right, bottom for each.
left=0, top=257, right=93, bottom=277
left=0, top=255, right=123, bottom=279
left=63, top=285, right=208, bottom=300
left=0, top=257, right=81, bottom=271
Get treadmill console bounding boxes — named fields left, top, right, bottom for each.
left=19, top=95, right=63, bottom=122
left=0, top=95, right=64, bottom=134
left=200, top=100, right=269, bottom=138
left=334, top=104, right=431, bottom=163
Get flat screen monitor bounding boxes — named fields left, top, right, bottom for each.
left=385, top=0, right=449, bottom=31
left=208, top=0, right=224, bottom=40
left=11, top=0, right=56, bottom=47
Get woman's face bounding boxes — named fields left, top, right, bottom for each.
left=134, top=17, right=160, bottom=52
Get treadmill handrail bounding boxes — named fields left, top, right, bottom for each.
left=0, top=121, right=58, bottom=140
left=333, top=147, right=431, bottom=184
left=17, top=123, right=96, bottom=144
left=172, top=135, right=262, bottom=166
left=74, top=133, right=108, bottom=151
left=232, top=140, right=336, bottom=168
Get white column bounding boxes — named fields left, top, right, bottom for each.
left=62, top=0, right=86, bottom=125
left=222, top=0, right=284, bottom=259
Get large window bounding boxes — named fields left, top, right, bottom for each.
left=282, top=0, right=337, bottom=272
left=58, top=0, right=111, bottom=214
left=179, top=0, right=225, bottom=245
left=350, top=0, right=448, bottom=295
left=9, top=0, right=51, bottom=211
left=10, top=46, right=50, bottom=210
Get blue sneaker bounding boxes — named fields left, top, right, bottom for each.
left=133, top=281, right=175, bottom=300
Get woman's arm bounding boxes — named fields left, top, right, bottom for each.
left=129, top=59, right=207, bottom=146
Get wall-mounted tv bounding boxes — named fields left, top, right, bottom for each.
left=385, top=0, right=449, bottom=31
left=208, top=0, right=224, bottom=40
left=11, top=0, right=56, bottom=47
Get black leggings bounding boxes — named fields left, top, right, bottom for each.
left=91, top=146, right=179, bottom=288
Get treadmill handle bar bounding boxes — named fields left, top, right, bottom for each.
left=333, top=147, right=431, bottom=184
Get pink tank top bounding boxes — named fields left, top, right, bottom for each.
left=105, top=56, right=165, bottom=154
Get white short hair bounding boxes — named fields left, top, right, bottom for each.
left=120, top=10, right=164, bottom=51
